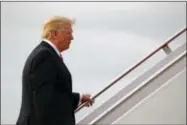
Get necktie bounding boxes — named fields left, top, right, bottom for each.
left=59, top=54, right=63, bottom=61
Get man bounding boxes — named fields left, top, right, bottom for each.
left=16, top=16, right=94, bottom=125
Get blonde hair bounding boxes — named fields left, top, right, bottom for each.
left=41, top=16, right=75, bottom=39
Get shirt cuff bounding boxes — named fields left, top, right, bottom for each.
left=79, top=93, right=82, bottom=105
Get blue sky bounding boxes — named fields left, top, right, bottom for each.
left=1, top=2, right=186, bottom=124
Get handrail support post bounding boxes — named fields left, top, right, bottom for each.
left=163, top=44, right=172, bottom=55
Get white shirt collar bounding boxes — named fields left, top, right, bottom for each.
left=43, top=39, right=61, bottom=56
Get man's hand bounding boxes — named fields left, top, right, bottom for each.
left=81, top=94, right=94, bottom=107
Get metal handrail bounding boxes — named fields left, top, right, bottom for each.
left=75, top=27, right=187, bottom=113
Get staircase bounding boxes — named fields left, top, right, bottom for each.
left=76, top=28, right=186, bottom=124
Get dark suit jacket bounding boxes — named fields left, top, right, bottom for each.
left=16, top=41, right=80, bottom=125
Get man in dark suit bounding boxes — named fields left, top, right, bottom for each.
left=16, top=16, right=94, bottom=125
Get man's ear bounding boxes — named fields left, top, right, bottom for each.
left=51, top=30, right=58, bottom=39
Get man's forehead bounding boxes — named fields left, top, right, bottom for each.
left=62, top=25, right=73, bottom=32
left=64, top=23, right=72, bottom=28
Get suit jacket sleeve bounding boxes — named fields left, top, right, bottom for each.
left=30, top=50, right=56, bottom=118
left=72, top=92, right=80, bottom=110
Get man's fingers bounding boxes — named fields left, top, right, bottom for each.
left=84, top=100, right=93, bottom=107
left=82, top=94, right=95, bottom=107
left=85, top=102, right=90, bottom=107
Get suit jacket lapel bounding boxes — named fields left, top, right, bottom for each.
left=40, top=41, right=72, bottom=90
